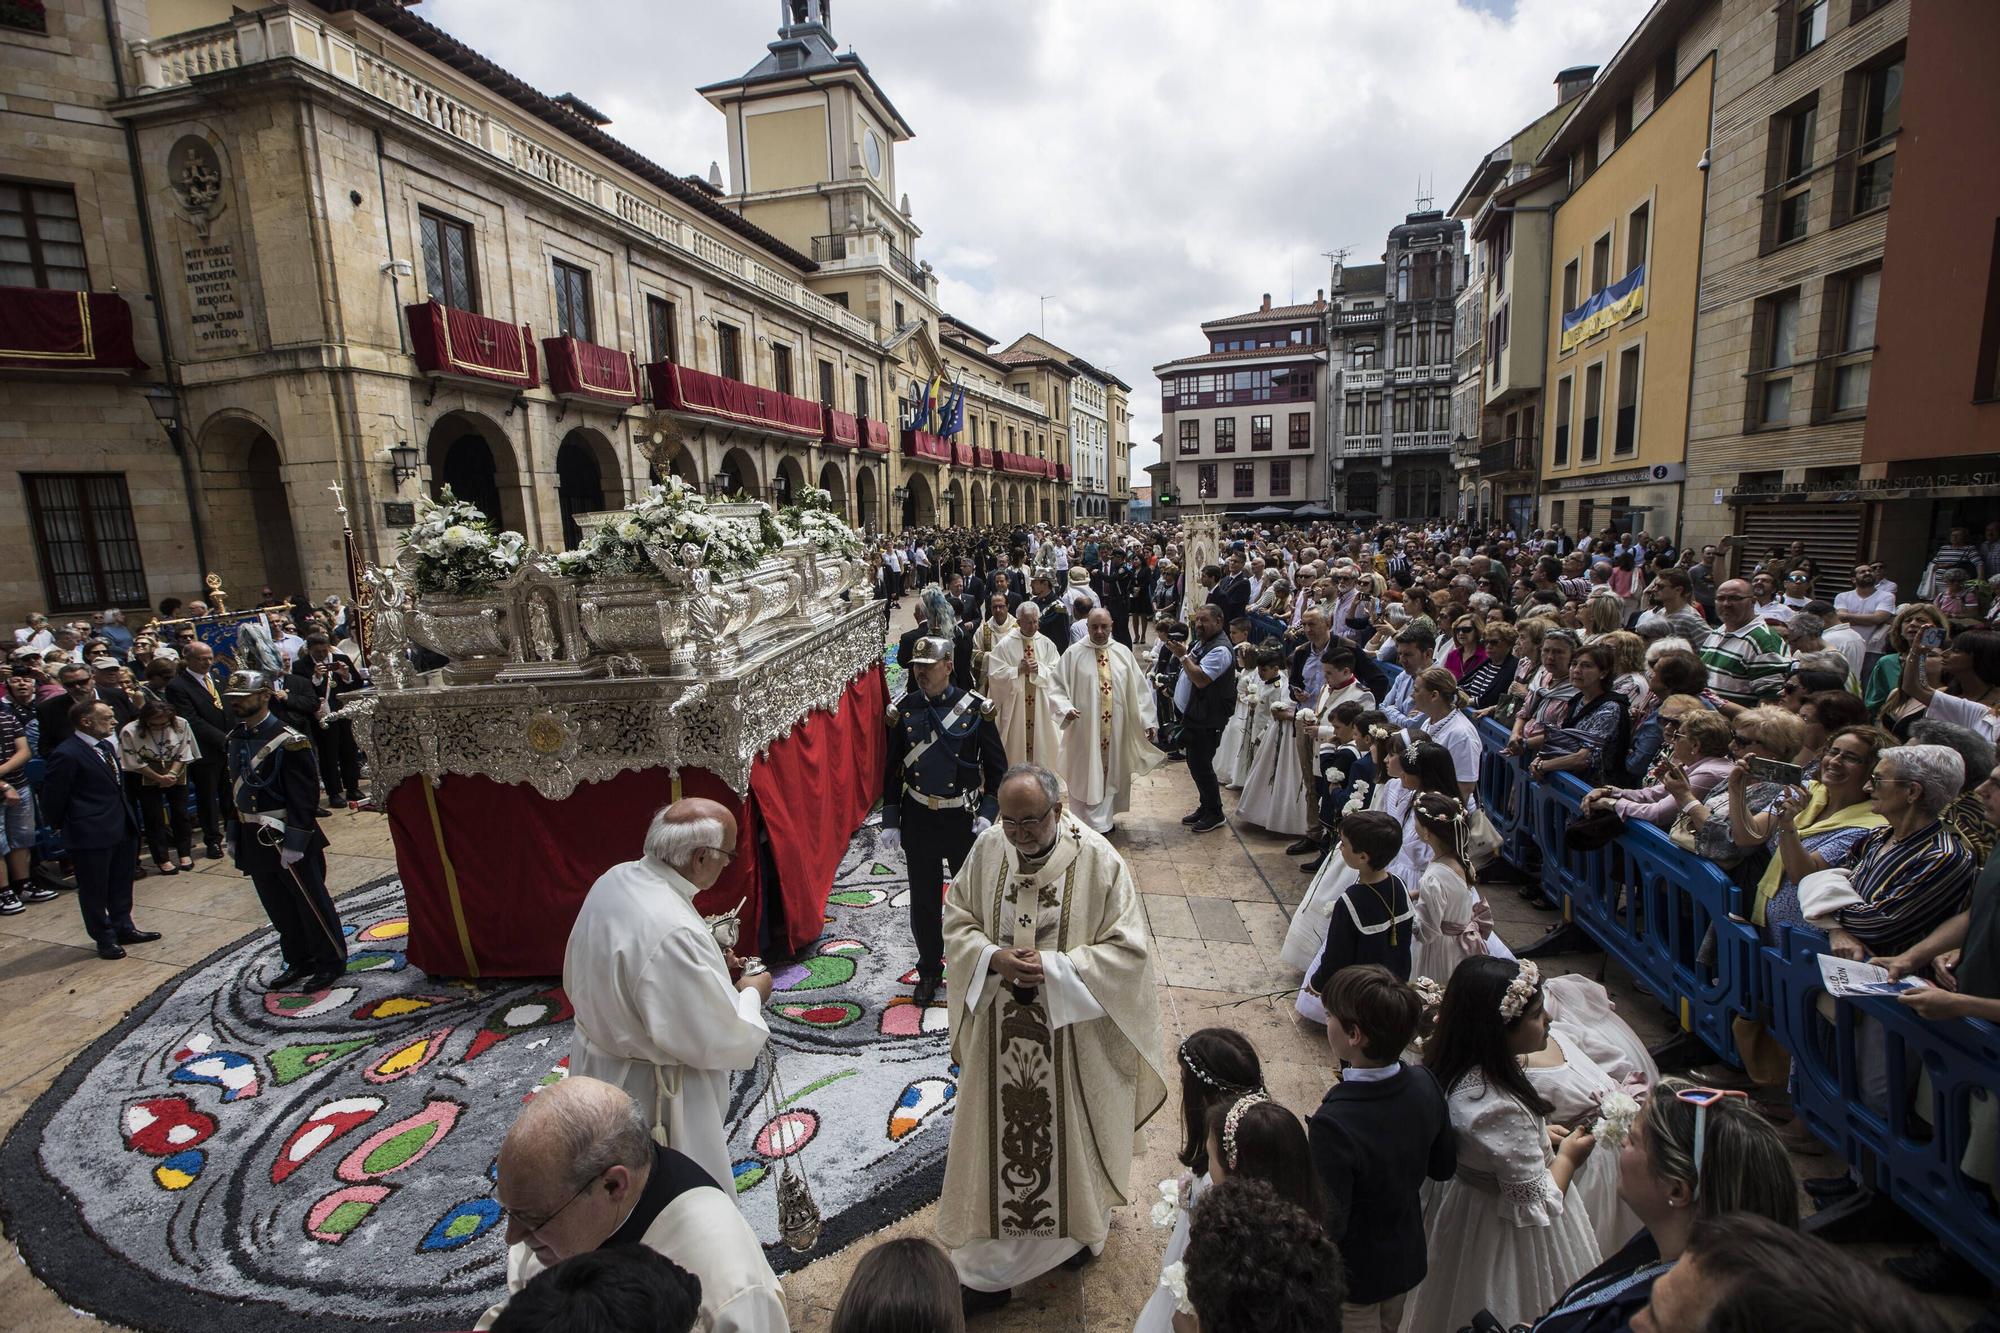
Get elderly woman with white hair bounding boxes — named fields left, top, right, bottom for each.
left=562, top=797, right=775, bottom=1196
left=1823, top=744, right=1979, bottom=964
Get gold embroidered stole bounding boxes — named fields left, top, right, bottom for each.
left=1096, top=648, right=1114, bottom=766
left=1021, top=638, right=1037, bottom=762
left=985, top=851, right=1076, bottom=1239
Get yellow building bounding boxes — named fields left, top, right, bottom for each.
left=1537, top=52, right=1715, bottom=539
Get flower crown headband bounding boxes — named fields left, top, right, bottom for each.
left=1500, top=960, right=1542, bottom=1022
left=1177, top=1039, right=1259, bottom=1096
left=1221, top=1091, right=1269, bottom=1170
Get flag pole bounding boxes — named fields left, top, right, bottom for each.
left=329, top=481, right=369, bottom=662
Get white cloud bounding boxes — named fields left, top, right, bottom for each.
left=423, top=0, right=1650, bottom=485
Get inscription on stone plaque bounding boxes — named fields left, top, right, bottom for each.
left=383, top=501, right=417, bottom=528
left=182, top=242, right=246, bottom=345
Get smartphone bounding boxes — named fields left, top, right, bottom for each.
left=1917, top=626, right=1947, bottom=652
left=1745, top=755, right=1806, bottom=787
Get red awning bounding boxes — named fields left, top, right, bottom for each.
left=862, top=418, right=892, bottom=452
left=823, top=408, right=860, bottom=448
left=974, top=446, right=995, bottom=469
left=1055, top=463, right=1070, bottom=482
left=406, top=301, right=538, bottom=389
left=543, top=335, right=638, bottom=405
left=646, top=361, right=824, bottom=438
left=953, top=439, right=975, bottom=467
left=0, top=286, right=147, bottom=373
left=901, top=428, right=953, bottom=462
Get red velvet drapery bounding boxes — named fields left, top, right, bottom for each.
left=385, top=666, right=886, bottom=977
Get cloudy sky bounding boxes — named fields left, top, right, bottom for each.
left=426, top=0, right=1651, bottom=477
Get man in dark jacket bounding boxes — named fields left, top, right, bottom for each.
left=41, top=699, right=159, bottom=958
left=164, top=641, right=231, bottom=858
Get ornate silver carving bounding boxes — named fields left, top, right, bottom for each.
left=409, top=596, right=512, bottom=684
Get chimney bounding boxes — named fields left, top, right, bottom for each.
left=1261, top=293, right=1271, bottom=311
left=1555, top=65, right=1597, bottom=107
left=1316, top=288, right=1325, bottom=302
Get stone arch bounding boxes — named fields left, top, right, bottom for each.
left=1039, top=494, right=1052, bottom=525
left=647, top=444, right=700, bottom=489
left=717, top=446, right=760, bottom=500
left=970, top=478, right=987, bottom=528
left=555, top=427, right=622, bottom=550
left=773, top=454, right=808, bottom=508
left=818, top=460, right=849, bottom=523
left=945, top=477, right=965, bottom=529
left=194, top=412, right=305, bottom=604
left=855, top=465, right=880, bottom=534
left=426, top=409, right=525, bottom=533
left=902, top=470, right=936, bottom=529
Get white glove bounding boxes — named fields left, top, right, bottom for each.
left=972, top=817, right=992, bottom=836
left=279, top=848, right=304, bottom=868
left=877, top=826, right=902, bottom=854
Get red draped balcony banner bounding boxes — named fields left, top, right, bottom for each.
left=823, top=407, right=860, bottom=449
left=0, top=286, right=147, bottom=373
left=543, top=334, right=639, bottom=405
left=974, top=446, right=995, bottom=469
left=901, top=428, right=952, bottom=462
left=952, top=439, right=975, bottom=467
left=406, top=300, right=538, bottom=389
left=862, top=417, right=892, bottom=452
left=646, top=360, right=826, bottom=438
left=1055, top=463, right=1070, bottom=482
left=999, top=451, right=1050, bottom=477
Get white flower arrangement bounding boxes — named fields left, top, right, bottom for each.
left=1591, top=1089, right=1643, bottom=1147
left=400, top=488, right=529, bottom=595
left=777, top=486, right=863, bottom=558
left=560, top=478, right=780, bottom=581
left=1159, top=1260, right=1193, bottom=1315
left=1341, top=780, right=1372, bottom=818
left=1150, top=1177, right=1182, bottom=1228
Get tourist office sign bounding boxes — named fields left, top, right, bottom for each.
left=1544, top=462, right=1685, bottom=492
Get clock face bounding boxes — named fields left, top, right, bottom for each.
left=863, top=128, right=883, bottom=179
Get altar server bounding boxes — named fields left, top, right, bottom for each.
left=562, top=798, right=775, bottom=1196
left=1054, top=608, right=1164, bottom=832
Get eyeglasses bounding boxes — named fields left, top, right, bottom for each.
left=999, top=805, right=1056, bottom=831
left=498, top=1173, right=598, bottom=1235
left=701, top=843, right=737, bottom=865
left=1676, top=1086, right=1748, bottom=1197
left=1660, top=719, right=1683, bottom=734
left=1728, top=733, right=1755, bottom=749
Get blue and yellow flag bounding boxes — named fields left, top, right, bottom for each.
left=1560, top=264, right=1646, bottom=352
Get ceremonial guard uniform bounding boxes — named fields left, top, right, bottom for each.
left=881, top=637, right=1006, bottom=1007
left=224, top=670, right=346, bottom=990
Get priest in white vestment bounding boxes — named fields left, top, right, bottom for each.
left=1054, top=608, right=1165, bottom=832
left=562, top=798, right=775, bottom=1196
left=986, top=602, right=1073, bottom=770
left=970, top=593, right=1014, bottom=695
left=480, top=1076, right=786, bottom=1333
left=939, top=765, right=1169, bottom=1310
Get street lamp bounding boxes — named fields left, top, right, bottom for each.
left=709, top=471, right=734, bottom=497
left=142, top=384, right=181, bottom=446
left=388, top=441, right=420, bottom=487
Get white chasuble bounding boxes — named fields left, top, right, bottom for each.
left=938, top=816, right=1168, bottom=1290
left=1054, top=639, right=1164, bottom=832
left=987, top=629, right=1073, bottom=769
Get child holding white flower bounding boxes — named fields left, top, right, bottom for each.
left=1307, top=965, right=1456, bottom=1333
left=1134, top=1030, right=1262, bottom=1333
left=1521, top=1006, right=1645, bottom=1256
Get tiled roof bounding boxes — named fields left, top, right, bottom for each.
left=1336, top=264, right=1387, bottom=295
left=1154, top=344, right=1328, bottom=373
left=1202, top=298, right=1329, bottom=330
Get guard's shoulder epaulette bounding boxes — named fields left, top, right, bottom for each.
left=281, top=730, right=313, bottom=751
left=969, top=692, right=996, bottom=719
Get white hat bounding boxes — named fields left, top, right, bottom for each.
left=1066, top=567, right=1091, bottom=587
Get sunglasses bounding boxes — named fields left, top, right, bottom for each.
left=1676, top=1086, right=1749, bottom=1197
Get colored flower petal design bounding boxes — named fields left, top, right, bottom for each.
left=344, top=951, right=407, bottom=974
left=753, top=1109, right=818, bottom=1160
left=418, top=1198, right=502, bottom=1252
left=268, top=1038, right=374, bottom=1087
left=362, top=1028, right=454, bottom=1085
left=827, top=888, right=888, bottom=908
left=462, top=988, right=574, bottom=1063
left=887, top=1077, right=954, bottom=1141
left=168, top=1050, right=262, bottom=1102
left=771, top=1001, right=863, bottom=1029
left=122, top=1096, right=216, bottom=1157
left=350, top=995, right=452, bottom=1021
left=877, top=996, right=950, bottom=1038
left=306, top=1184, right=392, bottom=1244
left=272, top=1096, right=385, bottom=1185
left=353, top=917, right=410, bottom=944
left=263, top=986, right=360, bottom=1019
left=153, top=1149, right=205, bottom=1191
left=336, top=1099, right=463, bottom=1182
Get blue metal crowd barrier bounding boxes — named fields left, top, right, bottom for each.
left=1766, top=928, right=2000, bottom=1285
left=1474, top=723, right=2000, bottom=1283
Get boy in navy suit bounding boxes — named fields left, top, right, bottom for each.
left=1308, top=964, right=1455, bottom=1333
left=40, top=700, right=160, bottom=959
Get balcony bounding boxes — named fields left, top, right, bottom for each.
left=646, top=361, right=824, bottom=438
left=1332, top=308, right=1382, bottom=328
left=953, top=439, right=975, bottom=468
left=1341, top=435, right=1384, bottom=457
left=823, top=408, right=861, bottom=449
left=1344, top=367, right=1384, bottom=390
left=131, top=8, right=878, bottom=344
left=998, top=452, right=1050, bottom=478
left=1478, top=436, right=1539, bottom=478
left=901, top=429, right=953, bottom=463
left=811, top=231, right=929, bottom=291
left=543, top=334, right=638, bottom=405
left=0, top=286, right=148, bottom=374
left=407, top=301, right=538, bottom=389
left=862, top=418, right=892, bottom=452
left=1054, top=463, right=1070, bottom=483
left=1391, top=430, right=1452, bottom=453
left=974, top=446, right=995, bottom=469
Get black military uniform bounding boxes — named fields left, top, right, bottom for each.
left=225, top=672, right=346, bottom=989
left=882, top=641, right=1006, bottom=1006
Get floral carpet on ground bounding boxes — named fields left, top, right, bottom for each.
left=0, top=827, right=951, bottom=1333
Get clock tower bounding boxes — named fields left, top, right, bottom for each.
left=698, top=1, right=936, bottom=337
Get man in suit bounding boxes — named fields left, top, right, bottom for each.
left=40, top=699, right=159, bottom=958
left=35, top=663, right=98, bottom=755
left=165, top=641, right=231, bottom=858
left=1209, top=554, right=1251, bottom=627
left=302, top=634, right=365, bottom=807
